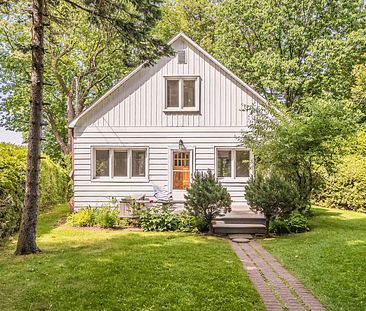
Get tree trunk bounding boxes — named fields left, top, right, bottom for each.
left=15, top=0, right=44, bottom=255
left=265, top=217, right=270, bottom=238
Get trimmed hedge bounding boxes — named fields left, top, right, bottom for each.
left=317, top=154, right=366, bottom=212
left=0, top=143, right=70, bottom=239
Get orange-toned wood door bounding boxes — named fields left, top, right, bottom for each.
left=172, top=151, right=190, bottom=190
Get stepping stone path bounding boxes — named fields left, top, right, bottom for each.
left=229, top=234, right=253, bottom=240
left=232, top=238, right=250, bottom=243
left=230, top=239, right=327, bottom=311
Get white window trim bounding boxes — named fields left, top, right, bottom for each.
left=164, top=76, right=200, bottom=112
left=214, top=147, right=253, bottom=182
left=91, top=146, right=149, bottom=182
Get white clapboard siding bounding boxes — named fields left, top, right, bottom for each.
left=73, top=127, right=248, bottom=207
left=72, top=34, right=264, bottom=208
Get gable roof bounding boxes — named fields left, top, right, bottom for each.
left=69, top=32, right=267, bottom=128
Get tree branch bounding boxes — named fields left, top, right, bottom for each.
left=45, top=109, right=69, bottom=154
left=51, top=45, right=74, bottom=95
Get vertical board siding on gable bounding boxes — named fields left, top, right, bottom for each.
left=85, top=38, right=256, bottom=129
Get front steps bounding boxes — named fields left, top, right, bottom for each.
left=213, top=211, right=266, bottom=235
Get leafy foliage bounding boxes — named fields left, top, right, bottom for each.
left=138, top=204, right=199, bottom=232
left=286, top=211, right=309, bottom=233
left=245, top=173, right=301, bottom=236
left=184, top=170, right=232, bottom=233
left=67, top=207, right=97, bottom=227
left=0, top=0, right=169, bottom=160
left=243, top=98, right=362, bottom=207
left=269, top=218, right=290, bottom=235
left=269, top=211, right=309, bottom=235
left=68, top=206, right=120, bottom=228
left=0, top=143, right=70, bottom=239
left=213, top=0, right=366, bottom=108
left=317, top=150, right=366, bottom=212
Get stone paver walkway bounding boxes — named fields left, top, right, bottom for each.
left=230, top=240, right=327, bottom=311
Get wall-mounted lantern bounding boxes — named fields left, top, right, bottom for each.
left=179, top=139, right=184, bottom=150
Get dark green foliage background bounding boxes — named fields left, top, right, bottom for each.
left=0, top=143, right=70, bottom=239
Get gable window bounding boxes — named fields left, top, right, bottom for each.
left=167, top=80, right=179, bottom=107
left=93, top=148, right=147, bottom=180
left=216, top=148, right=251, bottom=179
left=165, top=76, right=199, bottom=111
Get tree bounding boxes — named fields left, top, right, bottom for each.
left=213, top=0, right=366, bottom=108
left=15, top=0, right=45, bottom=255
left=154, top=0, right=216, bottom=50
left=245, top=173, right=300, bottom=237
left=8, top=0, right=169, bottom=255
left=0, top=0, right=170, bottom=160
left=243, top=97, right=362, bottom=206
left=184, top=170, right=232, bottom=233
left=352, top=62, right=366, bottom=120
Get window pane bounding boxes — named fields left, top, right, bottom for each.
left=183, top=80, right=195, bottom=107
left=114, top=151, right=127, bottom=177
left=217, top=150, right=231, bottom=177
left=236, top=150, right=250, bottom=177
left=95, top=150, right=109, bottom=177
left=132, top=150, right=146, bottom=177
left=167, top=80, right=179, bottom=107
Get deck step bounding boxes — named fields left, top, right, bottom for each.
left=213, top=223, right=266, bottom=235
left=215, top=215, right=265, bottom=225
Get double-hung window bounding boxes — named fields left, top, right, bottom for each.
left=165, top=76, right=199, bottom=111
left=216, top=149, right=251, bottom=179
left=93, top=148, right=147, bottom=180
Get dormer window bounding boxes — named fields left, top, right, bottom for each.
left=165, top=76, right=200, bottom=112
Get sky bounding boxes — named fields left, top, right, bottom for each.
left=0, top=126, right=23, bottom=145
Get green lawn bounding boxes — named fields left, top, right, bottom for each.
left=260, top=207, right=366, bottom=311
left=0, top=204, right=264, bottom=311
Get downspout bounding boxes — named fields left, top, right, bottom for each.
left=69, top=128, right=75, bottom=212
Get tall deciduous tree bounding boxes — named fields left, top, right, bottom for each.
left=213, top=0, right=366, bottom=108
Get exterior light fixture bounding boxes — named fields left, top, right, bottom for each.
left=179, top=139, right=184, bottom=150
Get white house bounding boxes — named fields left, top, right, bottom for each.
left=69, top=33, right=267, bottom=209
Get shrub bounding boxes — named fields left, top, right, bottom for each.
left=270, top=218, right=290, bottom=235
left=67, top=207, right=96, bottom=227
left=317, top=154, right=366, bottom=212
left=0, top=143, right=70, bottom=239
left=68, top=205, right=120, bottom=228
left=0, top=195, right=22, bottom=239
left=184, top=170, right=232, bottom=233
left=131, top=202, right=198, bottom=232
left=95, top=206, right=120, bottom=228
left=270, top=212, right=309, bottom=235
left=245, top=173, right=301, bottom=236
left=286, top=211, right=309, bottom=233
left=176, top=212, right=200, bottom=233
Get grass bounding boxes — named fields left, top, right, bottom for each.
left=260, top=207, right=366, bottom=311
left=0, top=204, right=264, bottom=311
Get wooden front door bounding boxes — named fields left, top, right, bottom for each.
left=172, top=151, right=191, bottom=190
